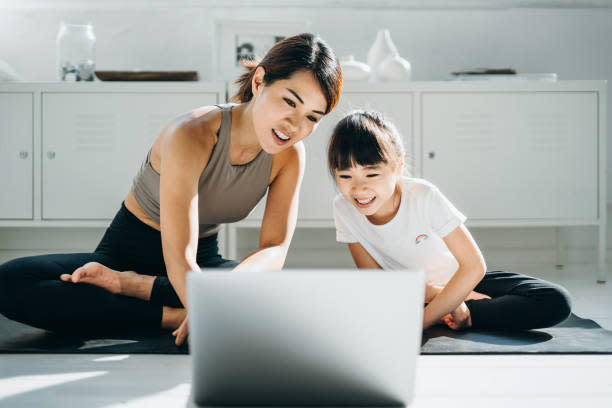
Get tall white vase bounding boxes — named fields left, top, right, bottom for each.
left=366, top=29, right=398, bottom=82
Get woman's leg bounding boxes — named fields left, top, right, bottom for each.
left=63, top=231, right=238, bottom=312
left=0, top=253, right=163, bottom=333
left=464, top=270, right=572, bottom=330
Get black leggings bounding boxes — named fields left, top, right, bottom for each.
left=0, top=202, right=237, bottom=334
left=464, top=270, right=572, bottom=330
left=0, top=202, right=572, bottom=334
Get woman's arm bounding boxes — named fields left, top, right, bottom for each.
left=232, top=142, right=306, bottom=272
left=422, top=224, right=486, bottom=329
left=159, top=123, right=216, bottom=310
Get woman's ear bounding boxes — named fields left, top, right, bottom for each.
left=251, top=66, right=266, bottom=98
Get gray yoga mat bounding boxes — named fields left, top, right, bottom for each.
left=1, top=313, right=611, bottom=354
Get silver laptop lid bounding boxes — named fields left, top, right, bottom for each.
left=187, top=269, right=424, bottom=406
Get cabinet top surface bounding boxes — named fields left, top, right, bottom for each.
left=0, top=80, right=606, bottom=93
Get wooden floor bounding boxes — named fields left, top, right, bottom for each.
left=0, top=263, right=610, bottom=406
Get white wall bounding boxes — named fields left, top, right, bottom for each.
left=0, top=1, right=610, bottom=267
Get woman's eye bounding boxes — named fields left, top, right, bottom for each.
left=283, top=98, right=296, bottom=108
left=367, top=174, right=379, bottom=178
left=339, top=175, right=351, bottom=179
left=307, top=115, right=318, bottom=123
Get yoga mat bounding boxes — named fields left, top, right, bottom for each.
left=1, top=313, right=611, bottom=354
left=422, top=313, right=612, bottom=354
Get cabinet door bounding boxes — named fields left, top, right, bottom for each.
left=422, top=92, right=598, bottom=221
left=246, top=92, right=413, bottom=221
left=42, top=92, right=217, bottom=219
left=0, top=93, right=33, bottom=219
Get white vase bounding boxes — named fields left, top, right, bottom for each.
left=378, top=52, right=412, bottom=81
left=366, top=29, right=398, bottom=82
left=339, top=55, right=370, bottom=81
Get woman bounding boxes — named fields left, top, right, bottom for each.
left=0, top=33, right=343, bottom=346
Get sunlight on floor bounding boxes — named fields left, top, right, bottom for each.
left=103, top=383, right=191, bottom=407
left=0, top=371, right=107, bottom=400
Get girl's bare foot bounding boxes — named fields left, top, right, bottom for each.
left=60, top=262, right=124, bottom=294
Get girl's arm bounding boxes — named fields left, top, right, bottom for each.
left=348, top=242, right=449, bottom=303
left=232, top=142, right=305, bottom=272
left=422, top=224, right=486, bottom=329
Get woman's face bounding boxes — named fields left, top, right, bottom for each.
left=251, top=68, right=328, bottom=154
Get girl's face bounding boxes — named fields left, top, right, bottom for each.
left=251, top=68, right=327, bottom=154
left=335, top=160, right=403, bottom=218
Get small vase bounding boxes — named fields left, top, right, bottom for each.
left=340, top=55, right=370, bottom=81
left=378, top=52, right=412, bottom=81
left=366, top=29, right=398, bottom=82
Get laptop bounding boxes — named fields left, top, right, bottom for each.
left=187, top=269, right=424, bottom=407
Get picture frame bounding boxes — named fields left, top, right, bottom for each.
left=213, top=19, right=311, bottom=84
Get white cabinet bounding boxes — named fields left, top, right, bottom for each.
left=0, top=81, right=606, bottom=281
left=42, top=92, right=217, bottom=219
left=0, top=93, right=33, bottom=219
left=422, top=92, right=598, bottom=221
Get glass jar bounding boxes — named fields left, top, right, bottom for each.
left=56, top=22, right=96, bottom=81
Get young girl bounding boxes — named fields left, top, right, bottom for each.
left=328, top=110, right=571, bottom=331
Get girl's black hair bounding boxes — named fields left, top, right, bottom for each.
left=327, top=110, right=406, bottom=176
left=231, top=33, right=342, bottom=114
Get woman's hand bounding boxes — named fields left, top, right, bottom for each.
left=442, top=302, right=472, bottom=330
left=172, top=317, right=189, bottom=346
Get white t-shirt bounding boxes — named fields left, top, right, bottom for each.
left=333, top=177, right=467, bottom=285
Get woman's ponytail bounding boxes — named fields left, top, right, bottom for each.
left=231, top=59, right=261, bottom=103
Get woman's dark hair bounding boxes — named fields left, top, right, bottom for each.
left=231, top=33, right=342, bottom=114
left=327, top=110, right=407, bottom=176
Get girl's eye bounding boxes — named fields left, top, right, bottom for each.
left=338, top=175, right=351, bottom=179
left=367, top=174, right=379, bottom=178
left=307, top=115, right=318, bottom=123
left=283, top=97, right=296, bottom=108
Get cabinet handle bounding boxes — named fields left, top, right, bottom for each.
left=19, top=151, right=29, bottom=159
left=428, top=151, right=435, bottom=159
left=47, top=151, right=56, bottom=159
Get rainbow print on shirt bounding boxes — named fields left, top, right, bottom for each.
left=415, top=234, right=429, bottom=245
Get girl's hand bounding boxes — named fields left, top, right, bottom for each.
left=426, top=285, right=490, bottom=304
left=442, top=302, right=472, bottom=330
left=172, top=317, right=189, bottom=346
left=465, top=290, right=491, bottom=301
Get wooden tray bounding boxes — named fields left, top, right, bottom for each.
left=94, top=71, right=199, bottom=81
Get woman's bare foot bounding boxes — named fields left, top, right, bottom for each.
left=60, top=262, right=124, bottom=294
left=60, top=261, right=155, bottom=300
left=162, top=306, right=187, bottom=330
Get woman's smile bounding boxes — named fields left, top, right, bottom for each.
left=272, top=128, right=291, bottom=145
